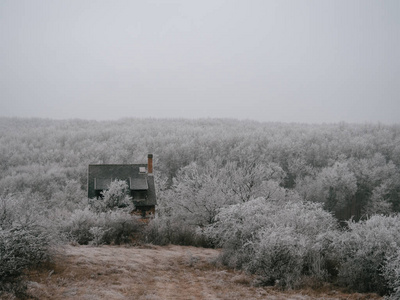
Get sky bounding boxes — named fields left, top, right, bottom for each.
left=1, top=0, right=399, bottom=124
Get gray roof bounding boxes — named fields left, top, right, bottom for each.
left=87, top=164, right=156, bottom=207
left=130, top=176, right=148, bottom=190
left=94, top=178, right=112, bottom=190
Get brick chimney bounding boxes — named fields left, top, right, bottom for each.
left=148, top=154, right=153, bottom=175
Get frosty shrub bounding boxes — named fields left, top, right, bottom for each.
left=61, top=207, right=97, bottom=244
left=61, top=179, right=141, bottom=245
left=0, top=226, right=51, bottom=295
left=332, top=215, right=400, bottom=295
left=88, top=226, right=105, bottom=246
left=89, top=179, right=133, bottom=213
left=383, top=249, right=400, bottom=299
left=245, top=227, right=306, bottom=287
left=61, top=208, right=141, bottom=245
left=100, top=210, right=142, bottom=245
left=0, top=195, right=52, bottom=297
left=144, top=216, right=210, bottom=247
left=205, top=197, right=338, bottom=289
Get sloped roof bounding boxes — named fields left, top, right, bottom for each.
left=94, top=178, right=112, bottom=190
left=88, top=164, right=156, bottom=207
left=130, top=176, right=148, bottom=190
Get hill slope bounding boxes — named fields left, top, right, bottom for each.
left=24, top=245, right=381, bottom=300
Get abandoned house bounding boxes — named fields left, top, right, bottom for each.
left=87, top=154, right=156, bottom=217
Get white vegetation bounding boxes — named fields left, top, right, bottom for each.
left=0, top=195, right=52, bottom=297
left=62, top=180, right=140, bottom=245
left=1, top=117, right=400, bottom=297
left=205, top=198, right=337, bottom=288
left=1, top=118, right=399, bottom=220
left=331, top=215, right=400, bottom=295
left=160, top=160, right=286, bottom=227
left=60, top=207, right=140, bottom=245
left=89, top=179, right=133, bottom=213
left=384, top=249, right=400, bottom=300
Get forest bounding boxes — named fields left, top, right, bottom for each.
left=1, top=117, right=400, bottom=298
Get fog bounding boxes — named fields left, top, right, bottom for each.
left=1, top=0, right=399, bottom=123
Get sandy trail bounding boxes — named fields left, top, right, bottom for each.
left=25, top=245, right=381, bottom=300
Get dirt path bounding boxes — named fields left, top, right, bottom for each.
left=25, top=245, right=381, bottom=300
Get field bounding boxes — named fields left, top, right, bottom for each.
left=23, top=245, right=381, bottom=300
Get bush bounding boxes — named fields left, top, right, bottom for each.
left=61, top=208, right=141, bottom=245
left=88, top=180, right=133, bottom=213
left=205, top=197, right=338, bottom=289
left=61, top=207, right=97, bottom=244
left=383, top=250, right=400, bottom=299
left=61, top=180, right=141, bottom=245
left=101, top=210, right=142, bottom=245
left=0, top=226, right=51, bottom=295
left=143, top=216, right=210, bottom=247
left=0, top=195, right=52, bottom=297
left=245, top=227, right=306, bottom=287
left=332, top=215, right=400, bottom=295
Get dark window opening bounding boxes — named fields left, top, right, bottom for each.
left=95, top=190, right=104, bottom=199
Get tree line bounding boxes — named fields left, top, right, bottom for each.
left=1, top=117, right=399, bottom=219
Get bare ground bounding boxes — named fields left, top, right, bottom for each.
left=22, top=245, right=381, bottom=300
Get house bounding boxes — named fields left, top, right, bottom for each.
left=87, top=154, right=156, bottom=217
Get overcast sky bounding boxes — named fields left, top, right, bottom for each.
left=1, top=0, right=399, bottom=124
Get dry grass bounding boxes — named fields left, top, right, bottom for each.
left=18, top=245, right=382, bottom=300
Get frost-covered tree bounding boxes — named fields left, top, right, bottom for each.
left=89, top=180, right=133, bottom=213
left=332, top=215, right=400, bottom=295
left=384, top=249, right=400, bottom=299
left=164, top=159, right=286, bottom=226
left=205, top=197, right=337, bottom=288
left=166, top=161, right=231, bottom=226
left=297, top=161, right=357, bottom=219
left=349, top=153, right=398, bottom=218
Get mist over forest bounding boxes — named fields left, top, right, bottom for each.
left=1, top=117, right=400, bottom=298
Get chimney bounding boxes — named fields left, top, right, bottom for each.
left=147, top=154, right=153, bottom=175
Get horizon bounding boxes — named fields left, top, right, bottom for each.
left=1, top=115, right=398, bottom=126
